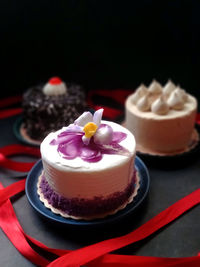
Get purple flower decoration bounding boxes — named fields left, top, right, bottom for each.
left=50, top=109, right=130, bottom=162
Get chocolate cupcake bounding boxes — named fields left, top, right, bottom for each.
left=22, top=77, right=86, bottom=141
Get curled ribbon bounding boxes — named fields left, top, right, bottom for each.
left=196, top=113, right=200, bottom=125
left=0, top=144, right=40, bottom=172
left=1, top=180, right=200, bottom=267
left=0, top=95, right=22, bottom=119
left=87, top=89, right=132, bottom=120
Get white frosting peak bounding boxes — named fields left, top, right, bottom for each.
left=167, top=90, right=184, bottom=110
left=137, top=84, right=148, bottom=96
left=148, top=80, right=162, bottom=94
left=129, top=79, right=194, bottom=115
left=137, top=95, right=150, bottom=111
left=174, top=87, right=188, bottom=101
left=130, top=84, right=148, bottom=104
left=43, top=82, right=67, bottom=96
left=151, top=96, right=169, bottom=115
left=163, top=80, right=176, bottom=96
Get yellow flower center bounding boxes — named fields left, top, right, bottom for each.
left=83, top=122, right=98, bottom=138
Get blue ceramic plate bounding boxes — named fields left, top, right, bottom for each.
left=25, top=156, right=150, bottom=227
left=13, top=116, right=40, bottom=146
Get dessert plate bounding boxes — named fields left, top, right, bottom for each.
left=25, top=156, right=150, bottom=227
left=13, top=116, right=41, bottom=146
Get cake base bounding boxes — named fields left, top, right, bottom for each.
left=136, top=128, right=199, bottom=156
left=13, top=116, right=41, bottom=146
left=20, top=123, right=41, bottom=145
left=37, top=171, right=140, bottom=221
left=122, top=120, right=199, bottom=157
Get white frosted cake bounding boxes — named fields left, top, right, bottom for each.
left=38, top=109, right=139, bottom=220
left=125, top=80, right=198, bottom=154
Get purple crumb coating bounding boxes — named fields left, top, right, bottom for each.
left=39, top=170, right=137, bottom=217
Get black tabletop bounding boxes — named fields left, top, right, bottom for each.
left=0, top=115, right=200, bottom=267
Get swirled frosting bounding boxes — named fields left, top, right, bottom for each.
left=167, top=90, right=184, bottom=110
left=174, top=87, right=188, bottom=101
left=151, top=96, right=169, bottom=115
left=163, top=80, right=176, bottom=96
left=130, top=84, right=148, bottom=104
left=136, top=95, right=150, bottom=111
left=148, top=80, right=162, bottom=94
left=129, top=79, right=192, bottom=115
left=43, top=77, right=67, bottom=96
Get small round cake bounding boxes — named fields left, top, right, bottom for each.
left=125, top=80, right=198, bottom=154
left=38, top=109, right=139, bottom=220
left=22, top=77, right=86, bottom=141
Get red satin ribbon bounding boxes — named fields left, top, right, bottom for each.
left=87, top=89, right=132, bottom=120
left=196, top=113, right=200, bottom=125
left=0, top=95, right=22, bottom=108
left=0, top=144, right=40, bottom=172
left=0, top=183, right=50, bottom=267
left=0, top=179, right=26, bottom=206
left=0, top=95, right=22, bottom=119
left=1, top=179, right=200, bottom=267
left=46, top=189, right=200, bottom=267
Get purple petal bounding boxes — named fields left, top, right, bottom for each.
left=97, top=142, right=130, bottom=156
left=51, top=132, right=83, bottom=145
left=50, top=139, right=57, bottom=145
left=58, top=138, right=81, bottom=159
left=49, top=118, right=129, bottom=163
left=112, top=132, right=127, bottom=143
left=64, top=124, right=83, bottom=133
left=58, top=131, right=83, bottom=137
left=93, top=109, right=103, bottom=126
left=80, top=146, right=102, bottom=162
left=74, top=111, right=93, bottom=126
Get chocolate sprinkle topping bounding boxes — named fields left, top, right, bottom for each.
left=22, top=83, right=86, bottom=140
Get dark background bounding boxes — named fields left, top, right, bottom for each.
left=0, top=0, right=200, bottom=102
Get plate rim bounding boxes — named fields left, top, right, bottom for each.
left=25, top=156, right=150, bottom=227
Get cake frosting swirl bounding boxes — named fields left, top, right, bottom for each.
left=162, top=80, right=176, bottom=96
left=128, top=80, right=196, bottom=116
left=148, top=80, right=162, bottom=94
left=151, top=96, right=169, bottom=115
left=137, top=95, right=150, bottom=112
left=167, top=89, right=184, bottom=110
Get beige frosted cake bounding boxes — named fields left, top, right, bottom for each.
left=38, top=109, right=139, bottom=220
left=125, top=80, right=198, bottom=155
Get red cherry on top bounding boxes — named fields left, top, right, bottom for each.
left=49, top=77, right=62, bottom=85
